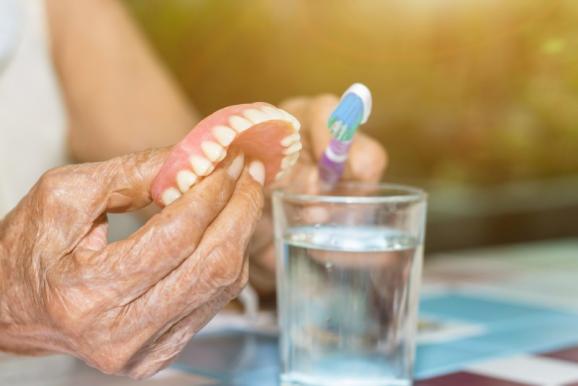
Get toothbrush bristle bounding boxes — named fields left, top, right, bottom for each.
left=328, top=93, right=365, bottom=141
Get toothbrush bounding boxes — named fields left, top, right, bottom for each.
left=318, top=83, right=372, bottom=188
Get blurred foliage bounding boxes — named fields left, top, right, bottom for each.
left=124, top=0, right=578, bottom=186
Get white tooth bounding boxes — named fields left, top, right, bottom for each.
left=248, top=160, right=266, bottom=186
left=227, top=153, right=245, bottom=179
left=176, top=170, right=198, bottom=193
left=281, top=157, right=292, bottom=170
left=284, top=112, right=301, bottom=131
left=281, top=153, right=300, bottom=169
left=261, top=106, right=285, bottom=120
left=201, top=141, right=225, bottom=162
left=281, top=133, right=301, bottom=147
left=229, top=115, right=253, bottom=133
left=283, top=142, right=302, bottom=155
left=277, top=108, right=300, bottom=130
left=161, top=188, right=181, bottom=206
left=243, top=109, right=269, bottom=125
left=261, top=106, right=300, bottom=131
left=212, top=125, right=236, bottom=147
left=275, top=169, right=289, bottom=181
left=190, top=155, right=214, bottom=176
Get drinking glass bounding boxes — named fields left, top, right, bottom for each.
left=273, top=182, right=427, bottom=386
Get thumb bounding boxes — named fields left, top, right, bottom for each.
left=89, top=147, right=170, bottom=213
left=305, top=94, right=340, bottom=160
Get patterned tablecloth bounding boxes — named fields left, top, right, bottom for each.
left=2, top=238, right=578, bottom=385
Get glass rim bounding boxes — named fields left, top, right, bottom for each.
left=272, top=182, right=426, bottom=204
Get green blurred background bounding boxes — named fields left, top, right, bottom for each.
left=124, top=0, right=578, bottom=251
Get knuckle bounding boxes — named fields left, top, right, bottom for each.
left=206, top=245, right=245, bottom=287
left=127, top=368, right=148, bottom=380
left=313, top=93, right=339, bottom=106
left=126, top=360, right=167, bottom=380
left=125, top=341, right=184, bottom=379
left=279, top=96, right=309, bottom=113
left=44, top=291, right=139, bottom=376
left=35, top=165, right=79, bottom=204
left=241, top=181, right=265, bottom=213
left=224, top=264, right=249, bottom=303
left=36, top=168, right=63, bottom=196
left=89, top=341, right=139, bottom=376
left=93, top=356, right=129, bottom=376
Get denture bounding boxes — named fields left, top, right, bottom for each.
left=151, top=102, right=302, bottom=207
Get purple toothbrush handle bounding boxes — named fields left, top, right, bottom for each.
left=318, top=139, right=352, bottom=187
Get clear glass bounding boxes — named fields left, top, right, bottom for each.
left=273, top=182, right=427, bottom=386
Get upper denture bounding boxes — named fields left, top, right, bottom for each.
left=151, top=103, right=302, bottom=207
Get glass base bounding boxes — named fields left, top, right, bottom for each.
left=280, top=372, right=411, bottom=386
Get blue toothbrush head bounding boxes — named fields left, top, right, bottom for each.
left=328, top=83, right=372, bottom=141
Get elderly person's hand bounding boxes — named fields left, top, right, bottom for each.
left=249, top=94, right=388, bottom=292
left=0, top=148, right=264, bottom=379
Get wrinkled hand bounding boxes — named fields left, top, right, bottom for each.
left=0, top=149, right=264, bottom=379
left=249, top=94, right=388, bottom=292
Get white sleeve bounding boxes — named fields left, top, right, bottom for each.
left=0, top=0, right=22, bottom=72
left=0, top=0, right=68, bottom=218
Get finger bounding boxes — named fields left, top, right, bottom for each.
left=83, top=150, right=246, bottom=301
left=59, top=148, right=170, bottom=216
left=278, top=96, right=310, bottom=117
left=305, top=94, right=339, bottom=160
left=343, top=133, right=388, bottom=182
left=99, top=148, right=170, bottom=213
left=293, top=94, right=386, bottom=183
left=124, top=261, right=249, bottom=379
left=28, top=148, right=170, bottom=248
left=135, top=165, right=264, bottom=327
left=75, top=214, right=109, bottom=251
left=276, top=162, right=320, bottom=194
left=249, top=243, right=277, bottom=293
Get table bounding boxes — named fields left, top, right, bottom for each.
left=2, top=238, right=577, bottom=385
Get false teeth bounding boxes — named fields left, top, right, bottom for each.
left=152, top=102, right=304, bottom=207
left=176, top=170, right=198, bottom=193
left=281, top=153, right=299, bottom=169
left=229, top=116, right=252, bottom=132
left=212, top=125, right=236, bottom=146
left=260, top=106, right=285, bottom=120
left=243, top=109, right=269, bottom=125
left=248, top=160, right=266, bottom=185
left=161, top=188, right=182, bottom=206
left=281, top=133, right=301, bottom=147
left=275, top=169, right=289, bottom=181
left=201, top=141, right=226, bottom=162
left=282, top=111, right=301, bottom=131
left=190, top=155, right=214, bottom=176
left=283, top=142, right=302, bottom=155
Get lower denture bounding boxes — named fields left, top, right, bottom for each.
left=151, top=102, right=302, bottom=206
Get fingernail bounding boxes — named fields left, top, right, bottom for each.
left=248, top=160, right=265, bottom=186
left=227, top=153, right=244, bottom=179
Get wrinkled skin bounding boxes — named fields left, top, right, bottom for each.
left=0, top=148, right=264, bottom=379
left=0, top=95, right=386, bottom=380
left=249, top=95, right=388, bottom=292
